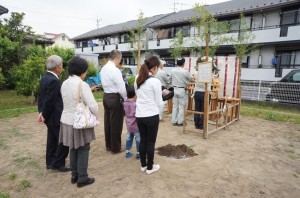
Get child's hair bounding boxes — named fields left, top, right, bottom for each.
left=126, top=86, right=135, bottom=99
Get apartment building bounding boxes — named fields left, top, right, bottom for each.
left=72, top=0, right=300, bottom=81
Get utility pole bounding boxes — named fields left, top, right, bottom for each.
left=96, top=18, right=102, bottom=29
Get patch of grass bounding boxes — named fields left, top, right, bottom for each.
left=285, top=148, right=295, bottom=154
left=293, top=173, right=299, bottom=178
left=8, top=173, right=17, bottom=181
left=285, top=149, right=299, bottom=160
left=241, top=102, right=300, bottom=124
left=16, top=179, right=30, bottom=192
left=14, top=156, right=41, bottom=170
left=0, top=139, right=8, bottom=150
left=0, top=193, right=10, bottom=198
left=10, top=128, right=23, bottom=137
left=0, top=90, right=38, bottom=119
left=265, top=112, right=280, bottom=121
left=93, top=91, right=103, bottom=102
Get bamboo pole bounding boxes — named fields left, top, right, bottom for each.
left=203, top=33, right=209, bottom=139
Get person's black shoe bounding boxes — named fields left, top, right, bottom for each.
left=50, top=166, right=71, bottom=172
left=172, top=123, right=177, bottom=126
left=77, top=178, right=95, bottom=188
left=71, top=176, right=78, bottom=184
left=177, top=123, right=183, bottom=126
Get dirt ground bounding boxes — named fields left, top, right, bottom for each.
left=0, top=103, right=300, bottom=198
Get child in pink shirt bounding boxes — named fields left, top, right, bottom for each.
left=123, top=86, right=140, bottom=159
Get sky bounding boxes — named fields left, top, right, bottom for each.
left=0, top=0, right=229, bottom=38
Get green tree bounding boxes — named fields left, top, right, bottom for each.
left=46, top=46, right=75, bottom=80
left=0, top=68, right=5, bottom=88
left=0, top=12, right=34, bottom=79
left=12, top=45, right=46, bottom=104
left=85, top=60, right=98, bottom=80
left=12, top=46, right=74, bottom=103
left=191, top=4, right=230, bottom=58
left=0, top=12, right=35, bottom=87
left=127, top=11, right=147, bottom=72
left=233, top=13, right=258, bottom=98
left=169, top=30, right=186, bottom=58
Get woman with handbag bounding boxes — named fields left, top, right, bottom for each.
left=59, top=56, right=98, bottom=188
left=135, top=56, right=163, bottom=175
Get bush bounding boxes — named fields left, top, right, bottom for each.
left=85, top=61, right=98, bottom=80
left=127, top=76, right=135, bottom=86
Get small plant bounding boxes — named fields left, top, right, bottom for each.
left=0, top=193, right=10, bottom=198
left=293, top=173, right=299, bottom=178
left=14, top=156, right=41, bottom=169
left=0, top=139, right=7, bottom=150
left=265, top=112, right=279, bottom=121
left=8, top=173, right=17, bottom=181
left=16, top=180, right=30, bottom=192
left=127, top=76, right=135, bottom=86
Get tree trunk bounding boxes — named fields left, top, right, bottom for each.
left=31, top=90, right=35, bottom=105
left=137, top=39, right=141, bottom=73
left=237, top=59, right=242, bottom=99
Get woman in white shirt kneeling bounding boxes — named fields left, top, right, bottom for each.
left=135, top=56, right=163, bottom=175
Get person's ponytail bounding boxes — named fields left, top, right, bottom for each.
left=136, top=56, right=160, bottom=89
left=136, top=61, right=150, bottom=89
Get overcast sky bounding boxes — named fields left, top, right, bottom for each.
left=1, top=0, right=229, bottom=38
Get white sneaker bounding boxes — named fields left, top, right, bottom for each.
left=141, top=166, right=147, bottom=172
left=146, top=164, right=160, bottom=175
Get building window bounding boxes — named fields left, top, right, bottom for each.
left=280, top=8, right=300, bottom=37
left=62, top=35, right=65, bottom=41
left=276, top=50, right=300, bottom=68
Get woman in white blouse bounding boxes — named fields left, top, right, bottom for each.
left=59, top=56, right=98, bottom=188
left=135, top=56, right=163, bottom=175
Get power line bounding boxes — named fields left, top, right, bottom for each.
left=1, top=3, right=96, bottom=21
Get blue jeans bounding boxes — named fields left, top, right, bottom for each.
left=125, top=132, right=140, bottom=153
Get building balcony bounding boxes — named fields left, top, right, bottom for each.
left=74, top=42, right=146, bottom=54
left=252, top=25, right=300, bottom=44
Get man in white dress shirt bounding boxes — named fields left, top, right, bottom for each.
left=100, top=50, right=127, bottom=154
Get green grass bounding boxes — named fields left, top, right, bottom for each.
left=16, top=180, right=30, bottom=192
left=8, top=173, right=17, bottom=181
left=0, top=139, right=8, bottom=150
left=14, top=156, right=41, bottom=170
left=93, top=91, right=103, bottom=102
left=0, top=90, right=103, bottom=119
left=10, top=128, right=23, bottom=137
left=241, top=102, right=300, bottom=124
left=0, top=193, right=10, bottom=198
left=0, top=90, right=37, bottom=119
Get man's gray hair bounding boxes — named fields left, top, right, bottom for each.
left=108, top=50, right=122, bottom=60
left=46, top=55, right=63, bottom=70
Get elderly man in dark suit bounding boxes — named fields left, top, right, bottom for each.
left=38, top=55, right=69, bottom=172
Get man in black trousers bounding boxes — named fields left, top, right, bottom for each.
left=38, top=55, right=69, bottom=172
left=100, top=50, right=127, bottom=154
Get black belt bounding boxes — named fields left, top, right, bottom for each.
left=104, top=93, right=120, bottom=96
left=174, top=86, right=185, bottom=88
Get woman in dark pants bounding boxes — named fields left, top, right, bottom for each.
left=135, top=56, right=163, bottom=175
left=59, top=56, right=98, bottom=187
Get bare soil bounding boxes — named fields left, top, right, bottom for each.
left=157, top=144, right=198, bottom=159
left=0, top=103, right=300, bottom=198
